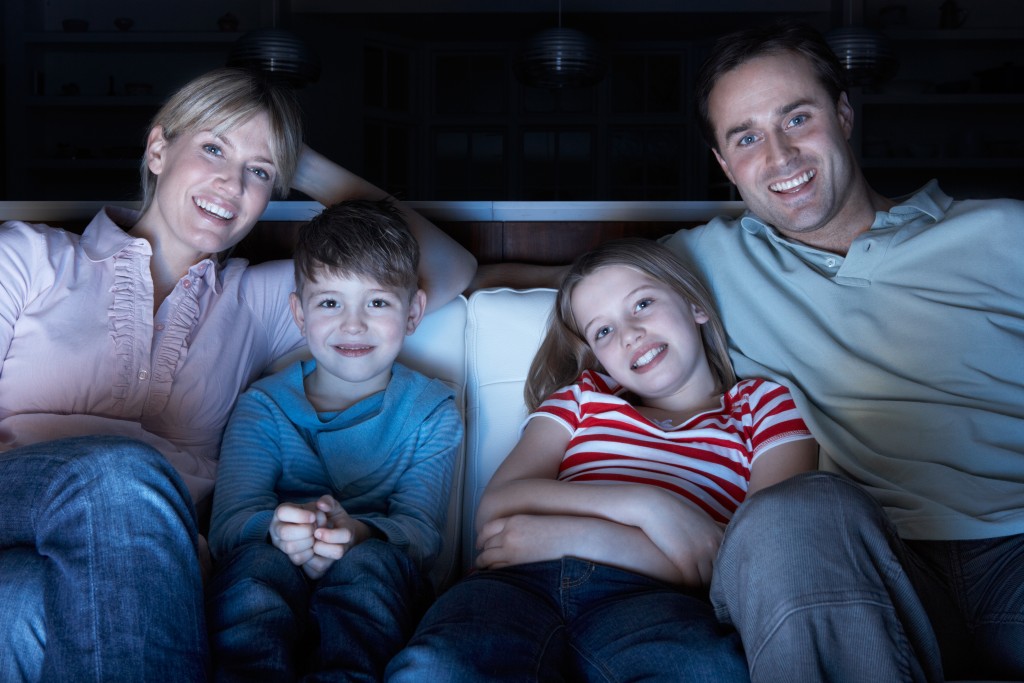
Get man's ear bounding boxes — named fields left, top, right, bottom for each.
left=289, top=292, right=306, bottom=336
left=712, top=148, right=736, bottom=185
left=405, top=289, right=427, bottom=335
left=837, top=91, right=855, bottom=140
left=145, top=126, right=168, bottom=175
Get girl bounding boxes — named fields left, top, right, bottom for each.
left=388, top=238, right=817, bottom=682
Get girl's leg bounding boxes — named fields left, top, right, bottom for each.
left=564, top=560, right=748, bottom=683
left=0, top=548, right=46, bottom=682
left=386, top=561, right=570, bottom=683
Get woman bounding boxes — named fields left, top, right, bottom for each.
left=0, top=67, right=475, bottom=682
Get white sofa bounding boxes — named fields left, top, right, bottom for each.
left=398, top=287, right=554, bottom=588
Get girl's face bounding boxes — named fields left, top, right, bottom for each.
left=570, top=265, right=717, bottom=411
left=138, top=111, right=277, bottom=263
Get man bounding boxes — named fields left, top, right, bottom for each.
left=473, top=20, right=1024, bottom=682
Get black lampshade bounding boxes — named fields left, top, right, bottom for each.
left=227, top=28, right=321, bottom=87
left=515, top=27, right=606, bottom=89
left=825, top=26, right=899, bottom=86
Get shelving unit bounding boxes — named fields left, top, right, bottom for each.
left=3, top=1, right=271, bottom=200
left=850, top=27, right=1024, bottom=199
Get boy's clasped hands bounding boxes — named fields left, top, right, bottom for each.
left=269, top=494, right=368, bottom=579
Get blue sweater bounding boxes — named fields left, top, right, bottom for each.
left=209, top=359, right=462, bottom=571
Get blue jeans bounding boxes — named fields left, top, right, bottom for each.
left=711, top=471, right=1024, bottom=682
left=0, top=436, right=208, bottom=682
left=208, top=538, right=431, bottom=682
left=387, top=558, right=749, bottom=682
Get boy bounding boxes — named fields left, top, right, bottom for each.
left=206, top=198, right=463, bottom=681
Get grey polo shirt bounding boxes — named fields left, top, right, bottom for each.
left=662, top=180, right=1024, bottom=540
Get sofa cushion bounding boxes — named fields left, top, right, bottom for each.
left=399, top=295, right=468, bottom=590
left=463, top=288, right=556, bottom=571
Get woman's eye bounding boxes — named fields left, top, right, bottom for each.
left=635, top=298, right=653, bottom=312
left=203, top=143, right=223, bottom=156
left=249, top=166, right=270, bottom=180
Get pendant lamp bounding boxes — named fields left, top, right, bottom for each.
left=824, top=0, right=898, bottom=86
left=515, top=1, right=606, bottom=89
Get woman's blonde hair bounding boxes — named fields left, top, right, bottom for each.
left=524, top=238, right=737, bottom=412
left=139, top=67, right=303, bottom=212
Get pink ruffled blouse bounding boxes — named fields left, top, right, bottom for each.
left=0, top=207, right=304, bottom=507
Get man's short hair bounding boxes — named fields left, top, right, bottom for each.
left=694, top=20, right=848, bottom=151
left=293, top=198, right=419, bottom=297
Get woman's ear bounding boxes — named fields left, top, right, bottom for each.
left=145, top=126, right=168, bottom=175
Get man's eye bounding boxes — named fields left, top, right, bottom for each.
left=738, top=134, right=756, bottom=147
left=787, top=114, right=807, bottom=128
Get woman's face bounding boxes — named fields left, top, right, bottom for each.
left=139, top=111, right=278, bottom=262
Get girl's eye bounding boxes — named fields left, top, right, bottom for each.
left=203, top=143, right=223, bottom=157
left=594, top=326, right=611, bottom=341
left=635, top=298, right=653, bottom=312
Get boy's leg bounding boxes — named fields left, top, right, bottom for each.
left=710, top=471, right=943, bottom=683
left=386, top=560, right=569, bottom=683
left=565, top=561, right=748, bottom=683
left=906, top=533, right=1024, bottom=680
left=0, top=436, right=207, bottom=682
left=207, top=541, right=309, bottom=682
left=306, top=539, right=431, bottom=682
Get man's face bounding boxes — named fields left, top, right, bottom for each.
left=709, top=52, right=860, bottom=243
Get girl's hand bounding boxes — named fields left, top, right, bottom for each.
left=475, top=514, right=579, bottom=569
left=633, top=492, right=723, bottom=588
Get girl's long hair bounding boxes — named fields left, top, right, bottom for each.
left=524, top=238, right=736, bottom=412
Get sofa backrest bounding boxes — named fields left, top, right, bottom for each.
left=397, top=295, right=468, bottom=590
left=463, top=288, right=556, bottom=571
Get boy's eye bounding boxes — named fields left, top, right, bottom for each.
left=317, top=299, right=338, bottom=309
left=369, top=299, right=390, bottom=308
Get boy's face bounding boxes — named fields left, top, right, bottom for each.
left=290, top=269, right=425, bottom=397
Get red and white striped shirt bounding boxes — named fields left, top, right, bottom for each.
left=529, top=370, right=812, bottom=523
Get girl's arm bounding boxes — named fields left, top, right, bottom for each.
left=477, top=417, right=723, bottom=586
left=747, top=438, right=819, bottom=496
left=476, top=513, right=689, bottom=584
left=290, top=145, right=477, bottom=312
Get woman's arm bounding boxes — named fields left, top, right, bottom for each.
left=290, top=145, right=477, bottom=312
